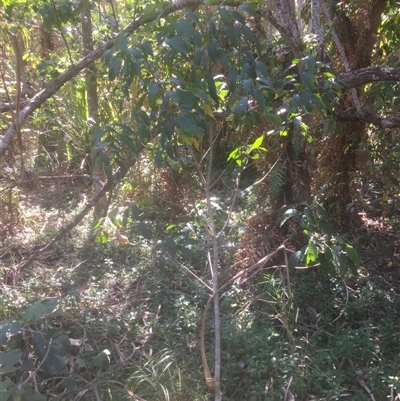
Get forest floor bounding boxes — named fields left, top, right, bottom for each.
left=1, top=179, right=400, bottom=401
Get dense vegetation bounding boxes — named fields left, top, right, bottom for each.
left=1, top=0, right=400, bottom=400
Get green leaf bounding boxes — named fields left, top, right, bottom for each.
left=25, top=299, right=58, bottom=323
left=219, top=7, right=230, bottom=25
left=239, top=2, right=256, bottom=15
left=143, top=3, right=158, bottom=20
left=164, top=237, right=177, bottom=256
left=90, top=349, right=111, bottom=368
left=345, top=243, right=359, bottom=265
left=166, top=35, right=189, bottom=56
left=288, top=246, right=306, bottom=271
left=304, top=56, right=317, bottom=75
left=253, top=87, right=266, bottom=112
left=154, top=150, right=163, bottom=168
left=318, top=252, right=336, bottom=275
left=164, top=142, right=174, bottom=158
left=300, top=89, right=314, bottom=112
left=0, top=349, right=22, bottom=371
left=233, top=96, right=248, bottom=123
left=148, top=81, right=159, bottom=109
left=179, top=246, right=195, bottom=260
left=31, top=329, right=71, bottom=374
left=137, top=221, right=149, bottom=238
left=264, top=113, right=282, bottom=126
left=227, top=68, right=237, bottom=91
left=256, top=60, right=269, bottom=78
left=306, top=241, right=318, bottom=265
left=176, top=115, right=202, bottom=135
left=0, top=320, right=21, bottom=345
left=205, top=73, right=219, bottom=105
left=250, top=135, right=264, bottom=151
left=108, top=57, right=121, bottom=81
left=303, top=207, right=315, bottom=226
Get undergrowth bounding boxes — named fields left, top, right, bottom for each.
left=1, top=183, right=400, bottom=401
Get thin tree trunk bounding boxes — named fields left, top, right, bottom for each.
left=81, top=0, right=106, bottom=221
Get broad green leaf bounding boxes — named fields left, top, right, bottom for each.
left=288, top=246, right=306, bottom=271
left=224, top=26, right=240, bottom=47
left=148, top=82, right=159, bottom=109
left=108, top=57, right=121, bottom=81
left=241, top=79, right=253, bottom=95
left=165, top=237, right=177, bottom=256
left=0, top=320, right=21, bottom=345
left=208, top=38, right=218, bottom=61
left=303, top=207, right=315, bottom=225
left=143, top=3, right=158, bottom=20
left=25, top=299, right=58, bottom=323
left=0, top=349, right=22, bottom=370
left=154, top=150, right=163, bottom=168
left=179, top=246, right=195, bottom=260
left=219, top=7, right=230, bottom=25
left=239, top=2, right=256, bottom=15
left=319, top=220, right=333, bottom=236
left=216, top=49, right=230, bottom=71
left=233, top=96, right=248, bottom=123
left=241, top=25, right=261, bottom=54
left=256, top=60, right=269, bottom=78
left=264, top=113, right=282, bottom=127
left=164, top=142, right=174, bottom=158
left=176, top=115, right=202, bottom=135
left=230, top=10, right=246, bottom=25
left=345, top=243, right=359, bottom=265
left=31, top=329, right=70, bottom=374
left=300, top=89, right=314, bottom=112
left=253, top=87, right=266, bottom=112
left=289, top=94, right=302, bottom=111
left=227, top=68, right=237, bottom=91
left=90, top=349, right=111, bottom=368
left=137, top=221, right=149, bottom=238
left=306, top=241, right=318, bottom=265
left=166, top=36, right=189, bottom=56
left=304, top=56, right=317, bottom=75
left=250, top=135, right=264, bottom=151
left=205, top=73, right=219, bottom=105
left=318, top=253, right=336, bottom=276
left=338, top=253, right=349, bottom=276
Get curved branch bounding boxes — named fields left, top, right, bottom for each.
left=0, top=0, right=205, bottom=156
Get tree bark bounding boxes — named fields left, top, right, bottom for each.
left=320, top=0, right=387, bottom=227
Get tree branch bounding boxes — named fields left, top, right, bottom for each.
left=0, top=0, right=206, bottom=156
left=336, top=111, right=400, bottom=128
left=338, top=67, right=400, bottom=87
left=12, top=157, right=135, bottom=273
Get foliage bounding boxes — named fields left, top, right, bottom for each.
left=281, top=204, right=359, bottom=275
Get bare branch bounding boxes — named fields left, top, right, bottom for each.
left=338, top=67, right=400, bottom=87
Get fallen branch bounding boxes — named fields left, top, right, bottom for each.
left=10, top=158, right=135, bottom=275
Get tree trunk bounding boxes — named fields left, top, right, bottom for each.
left=81, top=0, right=106, bottom=221
left=320, top=0, right=387, bottom=227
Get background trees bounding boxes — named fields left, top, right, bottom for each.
left=1, top=0, right=400, bottom=400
